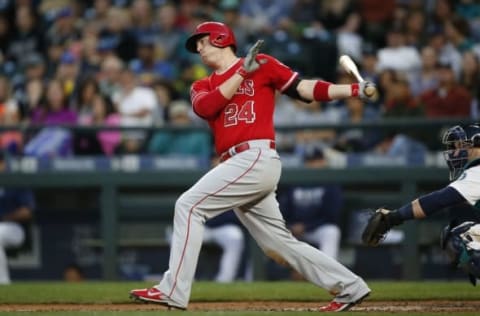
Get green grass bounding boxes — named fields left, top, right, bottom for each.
left=0, top=281, right=477, bottom=303
left=0, top=281, right=478, bottom=315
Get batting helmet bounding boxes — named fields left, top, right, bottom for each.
left=185, top=21, right=236, bottom=53
left=442, top=124, right=480, bottom=180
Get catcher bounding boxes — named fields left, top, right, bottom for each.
left=362, top=124, right=480, bottom=284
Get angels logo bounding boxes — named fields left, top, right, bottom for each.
left=236, top=79, right=254, bottom=96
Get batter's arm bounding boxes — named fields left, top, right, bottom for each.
left=191, top=74, right=246, bottom=119
left=297, top=79, right=356, bottom=101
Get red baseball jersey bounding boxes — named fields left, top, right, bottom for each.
left=191, top=54, right=298, bottom=154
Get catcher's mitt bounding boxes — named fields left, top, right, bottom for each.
left=361, top=208, right=394, bottom=246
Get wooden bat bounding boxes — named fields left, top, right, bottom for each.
left=339, top=55, right=376, bottom=98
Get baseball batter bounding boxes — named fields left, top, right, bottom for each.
left=362, top=124, right=480, bottom=284
left=130, top=21, right=375, bottom=312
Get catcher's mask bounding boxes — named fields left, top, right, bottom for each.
left=441, top=221, right=480, bottom=285
left=185, top=21, right=236, bottom=53
left=442, top=124, right=480, bottom=180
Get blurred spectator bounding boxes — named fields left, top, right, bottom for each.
left=279, top=147, right=343, bottom=260
left=45, top=36, right=67, bottom=78
left=317, top=0, right=358, bottom=31
left=98, top=55, right=123, bottom=98
left=148, top=100, right=211, bottom=162
left=74, top=76, right=103, bottom=155
left=63, top=263, right=84, bottom=282
left=25, top=79, right=77, bottom=157
left=374, top=132, right=428, bottom=165
left=6, top=5, right=44, bottom=68
left=0, top=76, right=22, bottom=155
left=112, top=67, right=156, bottom=154
left=376, top=27, right=422, bottom=74
left=44, top=6, right=81, bottom=52
left=75, top=94, right=120, bottom=156
left=83, top=0, right=113, bottom=31
left=0, top=151, right=35, bottom=284
left=204, top=209, right=245, bottom=282
left=151, top=78, right=179, bottom=125
left=444, top=14, right=474, bottom=53
left=98, top=7, right=137, bottom=62
left=77, top=23, right=102, bottom=76
left=238, top=0, right=295, bottom=35
left=382, top=73, right=423, bottom=117
left=22, top=52, right=47, bottom=82
left=263, top=24, right=307, bottom=77
left=76, top=76, right=100, bottom=124
left=337, top=12, right=363, bottom=64
left=359, top=0, right=396, bottom=47
left=0, top=13, right=12, bottom=58
left=94, top=95, right=121, bottom=156
left=0, top=76, right=19, bottom=124
left=22, top=78, right=44, bottom=120
left=427, top=25, right=463, bottom=77
left=335, top=97, right=380, bottom=153
left=457, top=0, right=480, bottom=41
left=56, top=51, right=81, bottom=103
left=420, top=62, right=472, bottom=118
left=404, top=9, right=428, bottom=48
left=359, top=44, right=379, bottom=85
left=459, top=50, right=480, bottom=108
left=129, top=0, right=155, bottom=38
left=30, top=79, right=77, bottom=125
left=154, top=2, right=186, bottom=63
left=409, top=46, right=440, bottom=97
left=129, top=33, right=176, bottom=85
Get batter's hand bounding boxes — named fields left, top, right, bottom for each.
left=237, top=40, right=266, bottom=77
left=359, top=81, right=378, bottom=102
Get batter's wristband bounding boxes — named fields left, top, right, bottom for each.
left=236, top=67, right=249, bottom=78
left=313, top=80, right=332, bottom=101
left=351, top=83, right=360, bottom=97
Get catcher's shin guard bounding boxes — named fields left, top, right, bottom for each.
left=361, top=208, right=394, bottom=246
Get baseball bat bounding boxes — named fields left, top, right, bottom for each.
left=339, top=55, right=376, bottom=97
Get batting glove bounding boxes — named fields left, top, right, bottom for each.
left=237, top=40, right=266, bottom=78
left=359, top=81, right=378, bottom=102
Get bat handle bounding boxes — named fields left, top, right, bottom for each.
left=354, top=72, right=365, bottom=83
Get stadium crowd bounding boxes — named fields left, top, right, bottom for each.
left=0, top=0, right=478, bottom=162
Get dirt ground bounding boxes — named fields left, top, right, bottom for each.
left=1, top=301, right=479, bottom=313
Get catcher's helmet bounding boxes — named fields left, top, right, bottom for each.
left=442, top=124, right=480, bottom=180
left=185, top=21, right=236, bottom=53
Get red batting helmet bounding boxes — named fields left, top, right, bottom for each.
left=185, top=21, right=236, bottom=53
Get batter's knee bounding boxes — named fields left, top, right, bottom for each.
left=174, top=192, right=207, bottom=222
left=174, top=193, right=194, bottom=216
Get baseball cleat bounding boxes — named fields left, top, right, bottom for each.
left=319, top=292, right=370, bottom=312
left=129, top=287, right=186, bottom=310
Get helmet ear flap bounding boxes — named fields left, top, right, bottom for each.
left=464, top=124, right=480, bottom=147
left=210, top=33, right=227, bottom=47
left=472, top=134, right=480, bottom=147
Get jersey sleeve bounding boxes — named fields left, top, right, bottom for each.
left=190, top=78, right=229, bottom=119
left=448, top=166, right=480, bottom=205
left=260, top=54, right=298, bottom=92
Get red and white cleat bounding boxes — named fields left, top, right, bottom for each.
left=129, top=288, right=185, bottom=310
left=319, top=300, right=356, bottom=312
left=319, top=292, right=370, bottom=312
